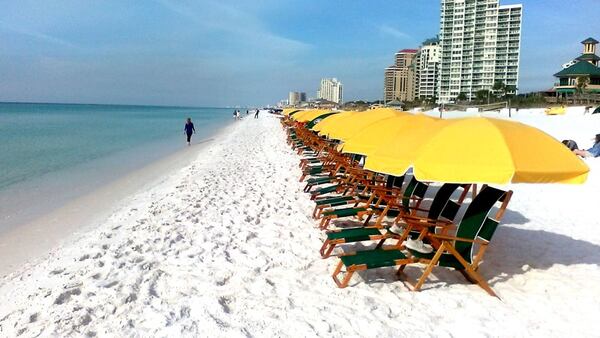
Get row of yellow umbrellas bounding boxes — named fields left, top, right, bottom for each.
left=290, top=107, right=588, bottom=185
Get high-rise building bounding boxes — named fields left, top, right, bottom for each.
left=415, top=38, right=441, bottom=100
left=317, top=78, right=343, bottom=103
left=383, top=49, right=418, bottom=102
left=288, top=91, right=306, bottom=106
left=438, top=0, right=522, bottom=103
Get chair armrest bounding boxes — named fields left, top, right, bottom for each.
left=401, top=215, right=453, bottom=227
left=429, top=233, right=490, bottom=245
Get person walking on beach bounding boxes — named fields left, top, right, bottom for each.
left=254, top=109, right=260, bottom=119
left=184, top=117, right=195, bottom=146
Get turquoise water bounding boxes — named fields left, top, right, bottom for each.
left=0, top=102, right=233, bottom=230
left=0, top=103, right=231, bottom=189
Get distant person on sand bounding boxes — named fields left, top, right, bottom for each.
left=573, top=134, right=600, bottom=158
left=184, top=118, right=195, bottom=146
left=254, top=109, right=260, bottom=119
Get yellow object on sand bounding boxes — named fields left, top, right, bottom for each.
left=316, top=108, right=408, bottom=141
left=343, top=114, right=439, bottom=156
left=292, top=109, right=333, bottom=122
left=411, top=117, right=589, bottom=184
left=545, top=106, right=566, bottom=115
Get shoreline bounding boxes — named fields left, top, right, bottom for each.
left=0, top=122, right=235, bottom=278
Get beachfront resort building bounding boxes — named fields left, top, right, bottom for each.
left=317, top=78, right=343, bottom=104
left=552, top=38, right=600, bottom=99
left=288, top=91, right=307, bottom=107
left=383, top=49, right=418, bottom=103
left=414, top=38, right=441, bottom=100
left=437, top=0, right=523, bottom=103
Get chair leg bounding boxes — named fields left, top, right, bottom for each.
left=319, top=218, right=331, bottom=230
left=374, top=238, right=387, bottom=250
left=413, top=244, right=446, bottom=291
left=315, top=207, right=324, bottom=219
left=459, top=269, right=477, bottom=284
left=332, top=261, right=353, bottom=288
left=445, top=244, right=499, bottom=298
left=304, top=183, right=311, bottom=192
left=312, top=206, right=319, bottom=219
left=462, top=267, right=498, bottom=298
left=396, top=265, right=407, bottom=277
left=319, top=240, right=337, bottom=258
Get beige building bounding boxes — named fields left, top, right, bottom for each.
left=383, top=49, right=418, bottom=102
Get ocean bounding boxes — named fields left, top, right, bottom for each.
left=0, top=102, right=234, bottom=231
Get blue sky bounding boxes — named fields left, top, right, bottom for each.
left=0, top=0, right=599, bottom=107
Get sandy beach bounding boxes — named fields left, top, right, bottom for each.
left=1, top=111, right=600, bottom=337
left=0, top=136, right=217, bottom=277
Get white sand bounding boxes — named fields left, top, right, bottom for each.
left=0, top=137, right=215, bottom=277
left=0, top=111, right=599, bottom=337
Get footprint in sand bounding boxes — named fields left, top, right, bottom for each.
left=54, top=287, right=82, bottom=305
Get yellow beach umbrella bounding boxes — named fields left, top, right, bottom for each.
left=312, top=111, right=358, bottom=132
left=293, top=109, right=332, bottom=122
left=283, top=108, right=303, bottom=116
left=319, top=108, right=408, bottom=141
left=412, top=117, right=589, bottom=184
left=305, top=111, right=340, bottom=129
left=342, top=114, right=439, bottom=156
left=290, top=109, right=315, bottom=120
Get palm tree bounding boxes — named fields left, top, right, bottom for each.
left=492, top=80, right=506, bottom=101
left=575, top=76, right=590, bottom=103
left=503, top=85, right=518, bottom=118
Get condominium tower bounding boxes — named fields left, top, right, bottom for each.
left=438, top=0, right=522, bottom=103
left=317, top=78, right=343, bottom=104
left=383, top=49, right=418, bottom=102
left=415, top=38, right=441, bottom=100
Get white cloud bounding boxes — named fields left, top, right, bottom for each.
left=378, top=24, right=410, bottom=39
left=0, top=20, right=78, bottom=49
left=154, top=0, right=311, bottom=54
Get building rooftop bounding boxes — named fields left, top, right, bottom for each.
left=397, top=49, right=419, bottom=54
left=554, top=60, right=600, bottom=77
left=581, top=37, right=599, bottom=44
left=421, top=37, right=439, bottom=46
left=576, top=53, right=600, bottom=62
left=499, top=4, right=523, bottom=10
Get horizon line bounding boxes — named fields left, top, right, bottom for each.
left=0, top=100, right=258, bottom=110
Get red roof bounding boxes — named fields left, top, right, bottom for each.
left=398, top=49, right=419, bottom=54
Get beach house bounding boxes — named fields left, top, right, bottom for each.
left=552, top=37, right=600, bottom=101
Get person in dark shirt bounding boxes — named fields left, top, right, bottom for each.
left=184, top=118, right=195, bottom=146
